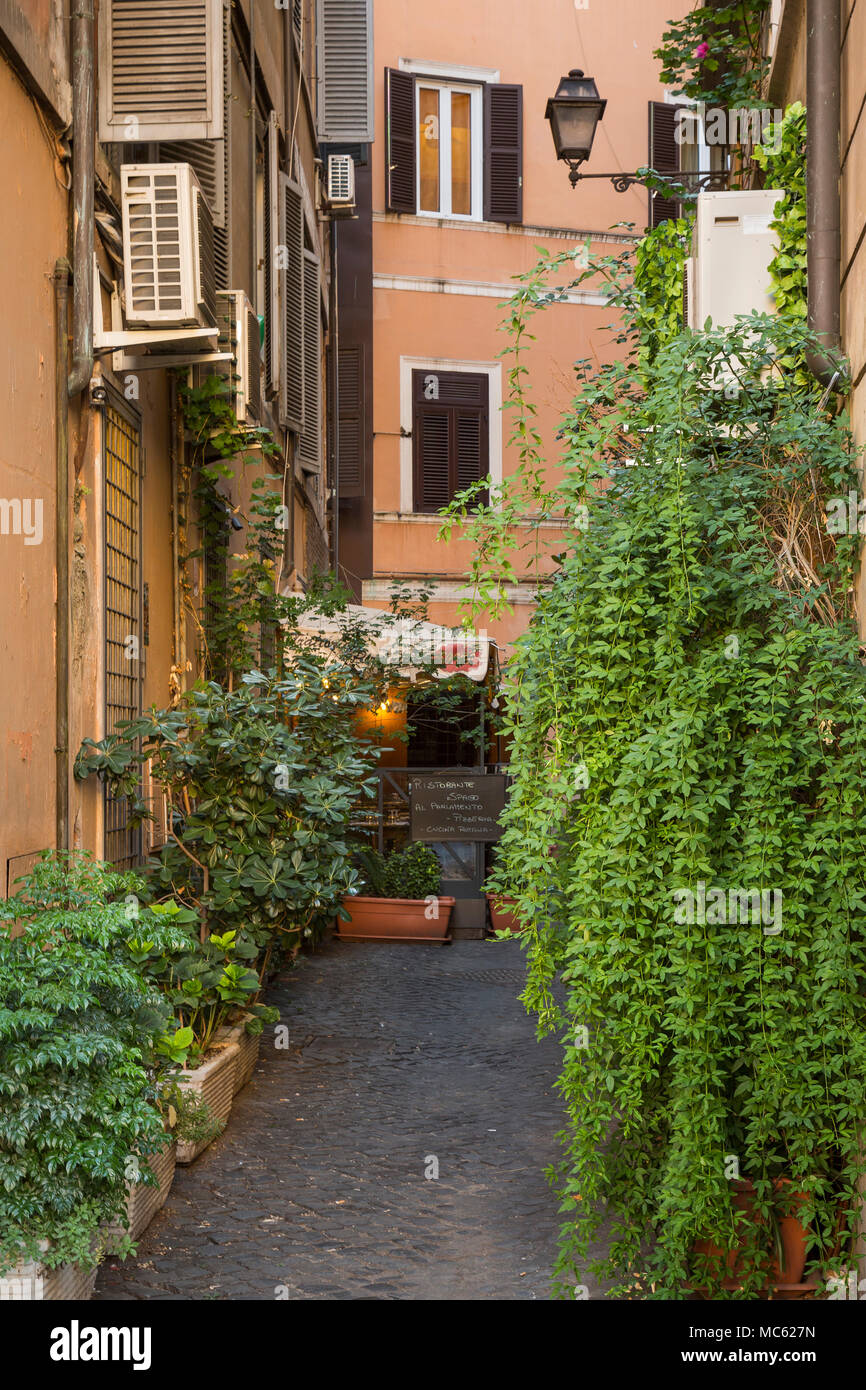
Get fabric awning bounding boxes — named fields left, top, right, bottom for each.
left=288, top=604, right=490, bottom=682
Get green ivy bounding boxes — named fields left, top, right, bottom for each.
left=634, top=217, right=694, bottom=371
left=453, top=242, right=863, bottom=1299
left=753, top=103, right=808, bottom=326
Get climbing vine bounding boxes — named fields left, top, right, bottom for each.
left=753, top=103, right=808, bottom=325
left=634, top=216, right=694, bottom=370
left=454, top=239, right=866, bottom=1299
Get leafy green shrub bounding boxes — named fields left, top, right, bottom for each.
left=0, top=854, right=171, bottom=1272
left=76, top=665, right=380, bottom=958
left=634, top=216, right=694, bottom=370
left=355, top=842, right=442, bottom=900
left=452, top=236, right=862, bottom=1298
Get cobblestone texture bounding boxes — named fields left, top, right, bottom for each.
left=95, top=938, right=578, bottom=1301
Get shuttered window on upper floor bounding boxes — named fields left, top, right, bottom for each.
left=412, top=371, right=489, bottom=514
left=648, top=101, right=687, bottom=228
left=333, top=345, right=366, bottom=498
left=279, top=172, right=305, bottom=435
left=297, top=249, right=323, bottom=472
left=317, top=0, right=374, bottom=143
left=99, top=0, right=227, bottom=144
left=386, top=69, right=522, bottom=224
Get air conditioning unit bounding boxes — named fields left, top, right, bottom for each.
left=686, top=188, right=781, bottom=332
left=326, top=154, right=355, bottom=210
left=121, top=163, right=217, bottom=330
left=216, top=291, right=262, bottom=426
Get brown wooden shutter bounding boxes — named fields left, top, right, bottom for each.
left=99, top=0, right=226, bottom=143
left=157, top=0, right=232, bottom=284
left=335, top=345, right=366, bottom=497
left=484, top=84, right=523, bottom=223
left=298, top=249, right=322, bottom=471
left=263, top=113, right=281, bottom=398
left=279, top=172, right=305, bottom=432
left=412, top=371, right=489, bottom=513
left=385, top=68, right=416, bottom=214
left=648, top=101, right=683, bottom=227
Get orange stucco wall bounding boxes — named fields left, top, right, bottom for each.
left=370, top=0, right=691, bottom=657
left=0, top=56, right=67, bottom=881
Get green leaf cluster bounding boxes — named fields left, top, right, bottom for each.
left=0, top=854, right=171, bottom=1273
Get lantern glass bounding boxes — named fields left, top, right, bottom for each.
left=545, top=70, right=607, bottom=168
left=548, top=104, right=604, bottom=163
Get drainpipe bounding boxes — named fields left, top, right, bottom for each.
left=805, top=0, right=842, bottom=389
left=54, top=260, right=71, bottom=852
left=67, top=0, right=95, bottom=398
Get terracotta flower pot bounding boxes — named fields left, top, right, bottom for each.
left=175, top=1040, right=239, bottom=1164
left=693, top=1179, right=809, bottom=1290
left=338, top=894, right=455, bottom=941
left=487, top=893, right=526, bottom=934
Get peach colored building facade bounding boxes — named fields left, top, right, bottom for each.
left=337, top=0, right=691, bottom=656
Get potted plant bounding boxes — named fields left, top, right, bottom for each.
left=339, top=843, right=455, bottom=941
left=691, top=1179, right=810, bottom=1294
left=0, top=854, right=171, bottom=1299
left=151, top=932, right=263, bottom=1164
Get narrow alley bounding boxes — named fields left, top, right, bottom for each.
left=95, top=940, right=568, bottom=1301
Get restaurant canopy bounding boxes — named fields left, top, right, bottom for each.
left=288, top=604, right=490, bottom=683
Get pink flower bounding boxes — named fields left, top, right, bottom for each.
left=695, top=41, right=709, bottom=60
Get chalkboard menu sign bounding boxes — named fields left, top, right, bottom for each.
left=410, top=773, right=507, bottom=842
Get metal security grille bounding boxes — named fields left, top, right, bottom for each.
left=104, top=396, right=143, bottom=868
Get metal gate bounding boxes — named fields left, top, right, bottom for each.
left=103, top=391, right=143, bottom=868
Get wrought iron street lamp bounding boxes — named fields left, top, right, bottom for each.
left=545, top=69, right=725, bottom=195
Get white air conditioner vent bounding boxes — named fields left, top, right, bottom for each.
left=327, top=154, right=356, bottom=207
left=687, top=188, right=781, bottom=332
left=216, top=291, right=262, bottom=425
left=121, top=163, right=216, bottom=329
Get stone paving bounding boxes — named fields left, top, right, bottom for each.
left=95, top=936, right=575, bottom=1301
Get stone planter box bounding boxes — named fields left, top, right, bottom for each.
left=175, top=1041, right=239, bottom=1164
left=216, top=1017, right=262, bottom=1095
left=0, top=1254, right=97, bottom=1301
left=338, top=895, right=455, bottom=942
left=104, top=1139, right=177, bottom=1243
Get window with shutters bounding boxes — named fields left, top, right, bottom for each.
left=386, top=69, right=522, bottom=224
left=279, top=172, right=305, bottom=433
left=648, top=100, right=687, bottom=228
left=412, top=370, right=489, bottom=513
left=317, top=0, right=374, bottom=143
left=297, top=249, right=322, bottom=471
left=99, top=0, right=226, bottom=144
left=333, top=345, right=366, bottom=498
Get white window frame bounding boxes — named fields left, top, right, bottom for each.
left=399, top=356, right=502, bottom=514
left=415, top=80, right=484, bottom=222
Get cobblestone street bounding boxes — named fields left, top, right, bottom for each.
left=96, top=938, right=569, bottom=1301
